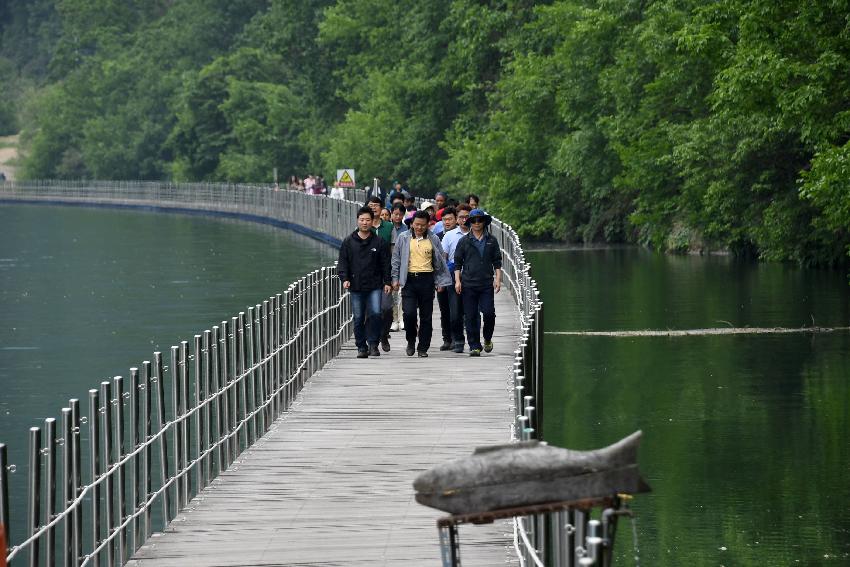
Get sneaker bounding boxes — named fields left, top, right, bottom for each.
left=469, top=349, right=481, bottom=357
left=381, top=338, right=391, bottom=352
left=417, top=351, right=429, bottom=358
left=439, top=341, right=452, bottom=351
left=484, top=340, right=494, bottom=353
left=406, top=344, right=415, bottom=357
left=452, top=343, right=464, bottom=354
left=357, top=349, right=369, bottom=359
left=369, top=345, right=381, bottom=357
left=390, top=322, right=399, bottom=332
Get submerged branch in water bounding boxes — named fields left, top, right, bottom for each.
left=546, top=327, right=850, bottom=337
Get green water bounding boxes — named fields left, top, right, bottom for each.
left=529, top=248, right=850, bottom=566
left=0, top=203, right=336, bottom=544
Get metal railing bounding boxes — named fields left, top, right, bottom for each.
left=2, top=266, right=352, bottom=567
left=0, top=180, right=551, bottom=566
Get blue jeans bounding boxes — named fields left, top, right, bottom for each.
left=350, top=289, right=383, bottom=349
left=462, top=283, right=496, bottom=351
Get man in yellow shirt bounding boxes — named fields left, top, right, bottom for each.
left=391, top=211, right=452, bottom=357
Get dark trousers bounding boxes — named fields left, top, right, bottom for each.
left=436, top=287, right=451, bottom=343
left=447, top=282, right=465, bottom=347
left=462, top=283, right=496, bottom=350
left=350, top=289, right=383, bottom=350
left=402, top=272, right=435, bottom=352
left=380, top=289, right=393, bottom=340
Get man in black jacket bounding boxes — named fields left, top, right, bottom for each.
left=338, top=206, right=392, bottom=358
left=453, top=209, right=502, bottom=357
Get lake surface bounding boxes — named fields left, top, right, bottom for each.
left=528, top=248, right=850, bottom=566
left=0, top=203, right=336, bottom=543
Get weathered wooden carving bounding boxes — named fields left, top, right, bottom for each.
left=414, top=430, right=650, bottom=514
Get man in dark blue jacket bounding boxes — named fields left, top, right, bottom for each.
left=338, top=206, right=392, bottom=358
left=453, top=209, right=503, bottom=356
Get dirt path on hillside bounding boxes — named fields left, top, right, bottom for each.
left=0, top=134, right=20, bottom=180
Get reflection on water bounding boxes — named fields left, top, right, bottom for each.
left=529, top=248, right=850, bottom=565
left=0, top=204, right=336, bottom=544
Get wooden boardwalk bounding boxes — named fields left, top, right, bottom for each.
left=130, top=291, right=520, bottom=566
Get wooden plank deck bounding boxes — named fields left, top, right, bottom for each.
left=130, top=291, right=520, bottom=566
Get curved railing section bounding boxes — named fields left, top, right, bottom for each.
left=0, top=180, right=544, bottom=566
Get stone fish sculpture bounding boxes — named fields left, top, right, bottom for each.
left=413, top=430, right=650, bottom=515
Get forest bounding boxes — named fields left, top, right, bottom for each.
left=1, top=0, right=849, bottom=264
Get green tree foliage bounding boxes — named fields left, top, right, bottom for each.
left=169, top=0, right=334, bottom=181
left=0, top=57, right=19, bottom=134
left=21, top=0, right=269, bottom=179
left=318, top=0, right=455, bottom=189
left=7, top=0, right=850, bottom=264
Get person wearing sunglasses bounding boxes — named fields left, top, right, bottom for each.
left=453, top=208, right=503, bottom=356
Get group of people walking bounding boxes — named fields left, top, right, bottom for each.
left=337, top=192, right=502, bottom=359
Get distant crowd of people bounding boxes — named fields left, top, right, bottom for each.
left=336, top=184, right=501, bottom=359
left=286, top=174, right=328, bottom=195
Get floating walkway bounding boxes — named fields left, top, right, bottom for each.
left=129, top=292, right=521, bottom=566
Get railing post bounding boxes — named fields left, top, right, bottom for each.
left=88, top=389, right=101, bottom=567
left=574, top=509, right=586, bottom=565
left=27, top=426, right=42, bottom=567
left=100, top=380, right=115, bottom=567
left=153, top=352, right=171, bottom=525
left=1, top=444, right=11, bottom=567
left=193, top=335, right=203, bottom=493
left=170, top=346, right=182, bottom=512
left=114, top=375, right=127, bottom=563
left=202, top=330, right=213, bottom=483
left=535, top=297, right=544, bottom=439
left=60, top=408, right=76, bottom=567
left=219, top=321, right=232, bottom=470
left=129, top=367, right=140, bottom=556
left=229, top=317, right=242, bottom=462
left=283, top=289, right=292, bottom=410
left=69, top=397, right=83, bottom=562
left=271, top=296, right=280, bottom=420
left=253, top=305, right=265, bottom=434
left=180, top=340, right=191, bottom=502
left=237, top=313, right=249, bottom=447
left=44, top=418, right=57, bottom=567
left=243, top=309, right=254, bottom=444
left=210, top=326, right=223, bottom=474
left=261, top=301, right=271, bottom=427
left=140, top=361, right=152, bottom=540
left=565, top=509, right=576, bottom=567
left=228, top=317, right=238, bottom=455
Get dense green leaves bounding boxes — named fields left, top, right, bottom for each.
left=4, top=0, right=850, bottom=264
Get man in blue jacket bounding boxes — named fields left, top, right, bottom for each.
left=338, top=206, right=392, bottom=358
left=453, top=209, right=502, bottom=356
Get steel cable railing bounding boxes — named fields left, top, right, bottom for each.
left=0, top=180, right=545, bottom=566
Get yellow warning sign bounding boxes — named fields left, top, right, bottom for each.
left=336, top=169, right=356, bottom=188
